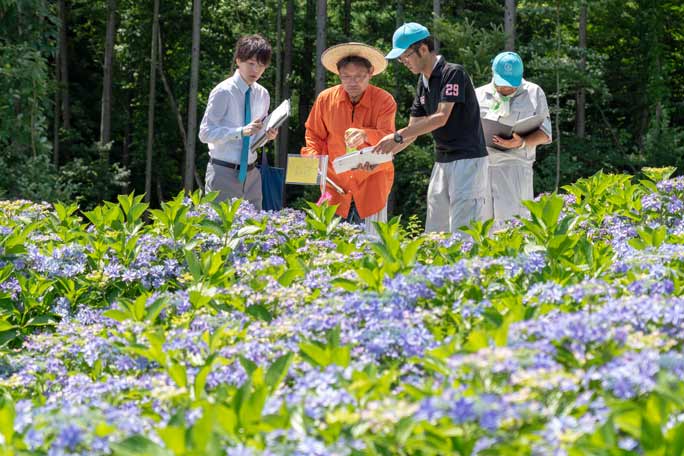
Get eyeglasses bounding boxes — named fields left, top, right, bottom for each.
left=398, top=48, right=417, bottom=63
left=339, top=73, right=370, bottom=83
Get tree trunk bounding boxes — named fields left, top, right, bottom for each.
left=158, top=28, right=187, bottom=146
left=122, top=92, right=131, bottom=192
left=343, top=0, right=351, bottom=40
left=145, top=0, right=160, bottom=203
left=455, top=0, right=464, bottom=16
left=504, top=0, right=516, bottom=51
left=576, top=0, right=587, bottom=138
left=54, top=23, right=61, bottom=166
left=433, top=0, right=440, bottom=53
left=274, top=0, right=282, bottom=165
left=279, top=0, right=294, bottom=166
left=315, top=0, right=327, bottom=96
left=554, top=0, right=561, bottom=191
left=388, top=0, right=405, bottom=216
left=185, top=0, right=201, bottom=192
left=393, top=0, right=404, bottom=102
left=299, top=0, right=315, bottom=131
left=58, top=0, right=71, bottom=130
left=100, top=0, right=116, bottom=150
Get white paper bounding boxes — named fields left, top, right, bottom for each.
left=250, top=99, right=290, bottom=152
left=332, top=147, right=394, bottom=174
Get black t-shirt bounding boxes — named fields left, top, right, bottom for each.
left=410, top=58, right=487, bottom=162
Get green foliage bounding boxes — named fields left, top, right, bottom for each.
left=299, top=326, right=351, bottom=369
left=303, top=201, right=342, bottom=236
left=2, top=0, right=684, bottom=220
left=435, top=17, right=506, bottom=86
left=393, top=144, right=433, bottom=224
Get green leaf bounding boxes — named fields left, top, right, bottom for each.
left=25, top=314, right=57, bottom=327
left=641, top=414, right=663, bottom=451
left=265, top=353, right=293, bottom=391
left=145, top=297, right=168, bottom=323
left=246, top=304, right=272, bottom=323
left=167, top=362, right=187, bottom=389
left=0, top=320, right=16, bottom=332
left=331, top=278, right=358, bottom=292
left=156, top=425, right=186, bottom=454
left=190, top=409, right=216, bottom=451
left=193, top=355, right=218, bottom=400
left=667, top=422, right=684, bottom=456
left=239, top=356, right=258, bottom=376
left=111, top=435, right=172, bottom=456
left=299, top=342, right=330, bottom=367
left=278, top=268, right=305, bottom=286
left=0, top=391, right=15, bottom=445
left=464, top=330, right=489, bottom=352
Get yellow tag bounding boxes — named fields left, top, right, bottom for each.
left=286, top=156, right=320, bottom=184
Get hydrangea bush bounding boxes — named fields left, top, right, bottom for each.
left=1, top=168, right=684, bottom=455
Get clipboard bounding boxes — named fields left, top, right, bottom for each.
left=481, top=113, right=545, bottom=150
left=250, top=99, right=291, bottom=152
left=285, top=154, right=328, bottom=186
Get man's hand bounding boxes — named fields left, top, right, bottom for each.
left=265, top=128, right=278, bottom=141
left=241, top=119, right=263, bottom=137
left=344, top=128, right=367, bottom=149
left=492, top=132, right=524, bottom=149
left=372, top=133, right=401, bottom=155
left=353, top=162, right=378, bottom=172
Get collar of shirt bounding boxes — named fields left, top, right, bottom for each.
left=333, top=84, right=372, bottom=109
left=483, top=79, right=527, bottom=98
left=231, top=69, right=252, bottom=94
left=422, top=55, right=444, bottom=89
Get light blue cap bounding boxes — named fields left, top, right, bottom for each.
left=492, top=51, right=524, bottom=87
left=386, top=22, right=430, bottom=59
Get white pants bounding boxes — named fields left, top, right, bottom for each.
left=425, top=156, right=490, bottom=233
left=363, top=204, right=387, bottom=236
left=487, top=162, right=533, bottom=222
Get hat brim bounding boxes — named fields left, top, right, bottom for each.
left=385, top=47, right=406, bottom=60
left=321, top=43, right=388, bottom=76
left=493, top=73, right=522, bottom=88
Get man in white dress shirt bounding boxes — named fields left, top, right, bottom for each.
left=476, top=51, right=552, bottom=222
left=199, top=34, right=278, bottom=208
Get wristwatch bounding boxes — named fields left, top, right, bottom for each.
left=393, top=132, right=404, bottom=144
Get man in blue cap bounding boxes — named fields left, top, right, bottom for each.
left=374, top=22, right=490, bottom=233
left=475, top=51, right=552, bottom=223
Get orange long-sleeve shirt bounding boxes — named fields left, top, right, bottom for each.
left=301, top=84, right=397, bottom=219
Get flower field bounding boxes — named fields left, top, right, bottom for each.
left=1, top=168, right=684, bottom=455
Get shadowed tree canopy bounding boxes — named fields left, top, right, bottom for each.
left=1, top=0, right=683, bottom=223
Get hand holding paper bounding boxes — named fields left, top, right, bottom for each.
left=242, top=119, right=263, bottom=137
left=332, top=146, right=393, bottom=174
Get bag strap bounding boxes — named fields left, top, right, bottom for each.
left=261, top=149, right=270, bottom=167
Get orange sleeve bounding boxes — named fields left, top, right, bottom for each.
left=300, top=95, right=328, bottom=156
left=362, top=93, right=397, bottom=145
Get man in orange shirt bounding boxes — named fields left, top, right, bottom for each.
left=301, top=43, right=397, bottom=233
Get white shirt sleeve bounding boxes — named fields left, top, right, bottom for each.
left=198, top=88, right=243, bottom=144
left=535, top=87, right=553, bottom=139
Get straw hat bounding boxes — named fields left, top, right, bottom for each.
left=321, top=42, right=388, bottom=76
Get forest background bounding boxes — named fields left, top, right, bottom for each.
left=2, top=0, right=683, bottom=225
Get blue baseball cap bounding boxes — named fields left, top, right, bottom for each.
left=492, top=51, right=524, bottom=87
left=385, top=22, right=430, bottom=60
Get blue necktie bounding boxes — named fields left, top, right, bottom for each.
left=239, top=87, right=251, bottom=183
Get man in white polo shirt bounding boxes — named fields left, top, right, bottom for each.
left=476, top=51, right=552, bottom=222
